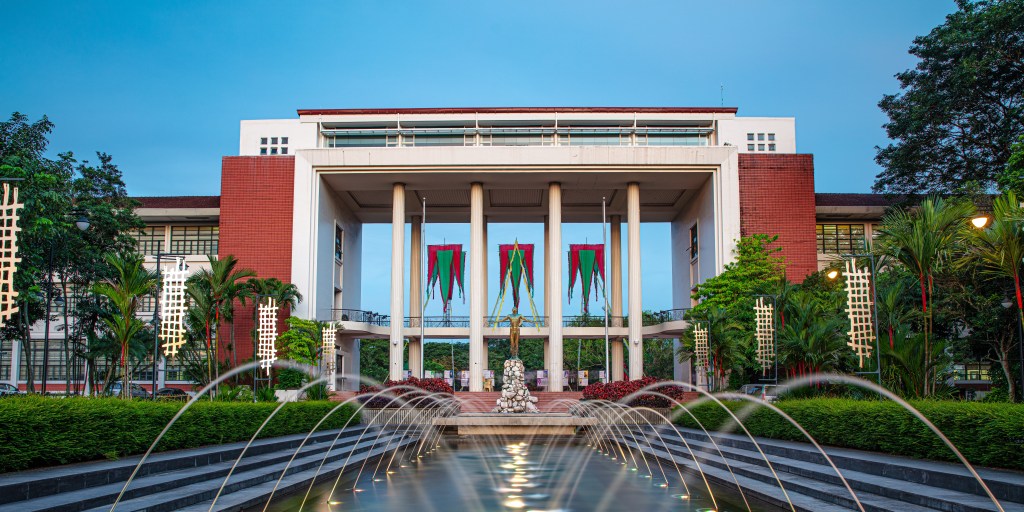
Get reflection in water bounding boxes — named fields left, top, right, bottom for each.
left=264, top=437, right=750, bottom=512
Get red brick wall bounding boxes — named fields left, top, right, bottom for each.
left=737, top=154, right=818, bottom=281
left=219, top=156, right=295, bottom=362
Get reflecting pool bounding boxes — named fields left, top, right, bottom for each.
left=264, top=437, right=751, bottom=511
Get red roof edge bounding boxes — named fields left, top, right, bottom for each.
left=134, top=196, right=221, bottom=209
left=296, top=106, right=739, bottom=116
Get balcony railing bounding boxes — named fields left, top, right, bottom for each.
left=643, top=308, right=689, bottom=326
left=333, top=309, right=390, bottom=326
left=333, top=309, right=688, bottom=329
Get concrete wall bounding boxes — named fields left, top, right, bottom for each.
left=717, top=117, right=797, bottom=153
left=671, top=174, right=719, bottom=310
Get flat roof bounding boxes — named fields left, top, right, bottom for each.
left=297, top=106, right=740, bottom=116
left=815, top=193, right=902, bottom=207
left=134, top=196, right=221, bottom=209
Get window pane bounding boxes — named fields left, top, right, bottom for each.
left=169, top=226, right=219, bottom=256
left=260, top=137, right=268, bottom=145
left=747, top=133, right=754, bottom=141
left=271, top=137, right=278, bottom=145
left=816, top=224, right=867, bottom=254
left=281, top=137, right=289, bottom=145
left=135, top=226, right=166, bottom=255
left=747, top=144, right=755, bottom=151
left=768, top=133, right=776, bottom=141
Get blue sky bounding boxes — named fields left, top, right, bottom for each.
left=1, top=1, right=956, bottom=315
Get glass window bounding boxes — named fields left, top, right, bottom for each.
left=335, top=225, right=344, bottom=261
left=817, top=224, right=867, bottom=254
left=647, top=134, right=707, bottom=146
left=135, top=226, right=166, bottom=255
left=328, top=135, right=387, bottom=147
left=281, top=137, right=289, bottom=145
left=566, top=134, right=619, bottom=146
left=768, top=133, right=776, bottom=141
left=758, top=144, right=765, bottom=151
left=281, top=147, right=288, bottom=155
left=490, top=133, right=546, bottom=146
left=270, top=147, right=278, bottom=155
left=747, top=144, right=755, bottom=151
left=769, top=144, right=776, bottom=151
left=170, top=226, right=219, bottom=256
left=259, top=147, right=267, bottom=155
left=271, top=137, right=278, bottom=145
left=747, top=133, right=754, bottom=141
left=758, top=133, right=765, bottom=141
left=260, top=137, right=268, bottom=145
left=409, top=134, right=464, bottom=147
left=689, top=223, right=698, bottom=260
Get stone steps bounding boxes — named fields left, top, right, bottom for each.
left=601, top=426, right=1024, bottom=511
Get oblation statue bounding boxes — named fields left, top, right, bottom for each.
left=499, top=306, right=534, bottom=358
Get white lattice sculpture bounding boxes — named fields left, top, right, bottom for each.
left=843, top=258, right=876, bottom=368
left=693, top=323, right=709, bottom=372
left=159, top=258, right=188, bottom=358
left=322, top=322, right=337, bottom=373
left=0, top=183, right=23, bottom=328
left=754, top=297, right=775, bottom=372
left=257, top=298, right=279, bottom=375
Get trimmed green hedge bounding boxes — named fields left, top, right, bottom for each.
left=672, top=398, right=1024, bottom=470
left=0, top=396, right=360, bottom=473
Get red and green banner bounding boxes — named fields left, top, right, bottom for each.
left=427, top=244, right=465, bottom=313
left=569, top=244, right=605, bottom=314
left=499, top=242, right=534, bottom=308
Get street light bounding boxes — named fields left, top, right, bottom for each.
left=826, top=269, right=840, bottom=280
left=41, top=215, right=91, bottom=394
left=1000, top=296, right=1024, bottom=402
left=971, top=215, right=990, bottom=229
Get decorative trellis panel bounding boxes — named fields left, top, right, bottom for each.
left=159, top=258, right=188, bottom=358
left=843, top=258, right=876, bottom=368
left=754, top=297, right=775, bottom=372
left=258, top=298, right=279, bottom=375
left=0, top=184, right=23, bottom=328
left=693, top=323, right=709, bottom=372
left=322, top=322, right=337, bottom=373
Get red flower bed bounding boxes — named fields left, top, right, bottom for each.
left=358, top=377, right=454, bottom=408
left=582, top=377, right=688, bottom=408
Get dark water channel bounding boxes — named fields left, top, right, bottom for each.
left=264, top=437, right=755, bottom=511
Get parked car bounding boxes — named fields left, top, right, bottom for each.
left=108, top=382, right=150, bottom=399
left=155, top=387, right=189, bottom=401
left=739, top=383, right=779, bottom=402
left=0, top=382, right=19, bottom=396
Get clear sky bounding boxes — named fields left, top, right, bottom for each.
left=1, top=1, right=957, bottom=315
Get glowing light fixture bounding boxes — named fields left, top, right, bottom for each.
left=971, top=215, right=990, bottom=229
left=257, top=298, right=279, bottom=375
left=0, top=183, right=23, bottom=328
left=159, top=258, right=188, bottom=358
left=826, top=269, right=840, bottom=280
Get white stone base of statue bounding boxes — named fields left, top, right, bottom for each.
left=492, top=358, right=539, bottom=413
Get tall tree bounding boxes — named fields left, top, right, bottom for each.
left=874, top=0, right=1024, bottom=194
left=92, top=253, right=156, bottom=398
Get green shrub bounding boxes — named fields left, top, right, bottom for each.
left=0, top=396, right=359, bottom=473
left=672, top=398, right=1024, bottom=470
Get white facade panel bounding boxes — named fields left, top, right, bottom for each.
left=717, top=117, right=796, bottom=153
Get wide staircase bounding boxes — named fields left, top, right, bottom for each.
left=608, top=425, right=1024, bottom=512
left=0, top=425, right=420, bottom=512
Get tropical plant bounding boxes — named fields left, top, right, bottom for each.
left=681, top=305, right=747, bottom=390
left=875, top=196, right=973, bottom=395
left=189, top=256, right=256, bottom=385
left=92, top=253, right=156, bottom=398
left=777, top=291, right=852, bottom=379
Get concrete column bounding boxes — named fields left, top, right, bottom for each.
left=10, top=338, right=20, bottom=384
left=389, top=183, right=406, bottom=381
left=469, top=183, right=485, bottom=391
left=609, top=215, right=624, bottom=381
left=548, top=183, right=564, bottom=391
left=409, top=215, right=423, bottom=378
left=543, top=216, right=550, bottom=372
left=482, top=216, right=488, bottom=371
left=627, top=183, right=643, bottom=380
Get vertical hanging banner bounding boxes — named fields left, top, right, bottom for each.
left=568, top=244, right=605, bottom=314
left=258, top=298, right=279, bottom=375
left=426, top=244, right=465, bottom=313
left=498, top=242, right=534, bottom=308
left=843, top=258, right=876, bottom=368
left=754, top=297, right=775, bottom=373
left=0, top=183, right=23, bottom=328
left=159, top=258, right=189, bottom=358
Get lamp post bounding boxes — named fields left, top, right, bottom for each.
left=150, top=251, right=190, bottom=399
left=41, top=215, right=90, bottom=394
left=1000, top=297, right=1024, bottom=402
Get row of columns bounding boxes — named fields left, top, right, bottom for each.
left=388, top=182, right=644, bottom=390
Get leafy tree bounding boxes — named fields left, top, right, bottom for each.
left=190, top=255, right=255, bottom=378
left=875, top=197, right=973, bottom=395
left=777, top=290, right=852, bottom=378
left=275, top=316, right=330, bottom=389
left=92, top=253, right=156, bottom=398
left=690, top=234, right=786, bottom=317
left=874, top=0, right=1024, bottom=194
left=680, top=306, right=746, bottom=390
left=996, top=135, right=1024, bottom=193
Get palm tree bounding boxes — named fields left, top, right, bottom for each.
left=201, top=256, right=255, bottom=374
left=778, top=291, right=851, bottom=379
left=965, top=191, right=1024, bottom=401
left=93, top=253, right=156, bottom=399
left=245, top=277, right=303, bottom=374
left=875, top=197, right=973, bottom=396
left=681, top=306, right=746, bottom=390
left=875, top=277, right=919, bottom=350
left=185, top=276, right=216, bottom=387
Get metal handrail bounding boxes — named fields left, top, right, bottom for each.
left=642, top=308, right=690, bottom=326
left=486, top=315, right=548, bottom=328
left=333, top=309, right=390, bottom=326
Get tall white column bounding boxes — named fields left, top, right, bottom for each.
left=610, top=215, right=624, bottom=381
left=469, top=183, right=485, bottom=391
left=482, top=216, right=488, bottom=371
left=409, top=215, right=423, bottom=378
left=389, top=183, right=406, bottom=381
left=543, top=216, right=551, bottom=372
left=627, top=183, right=643, bottom=380
left=548, top=183, right=564, bottom=391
